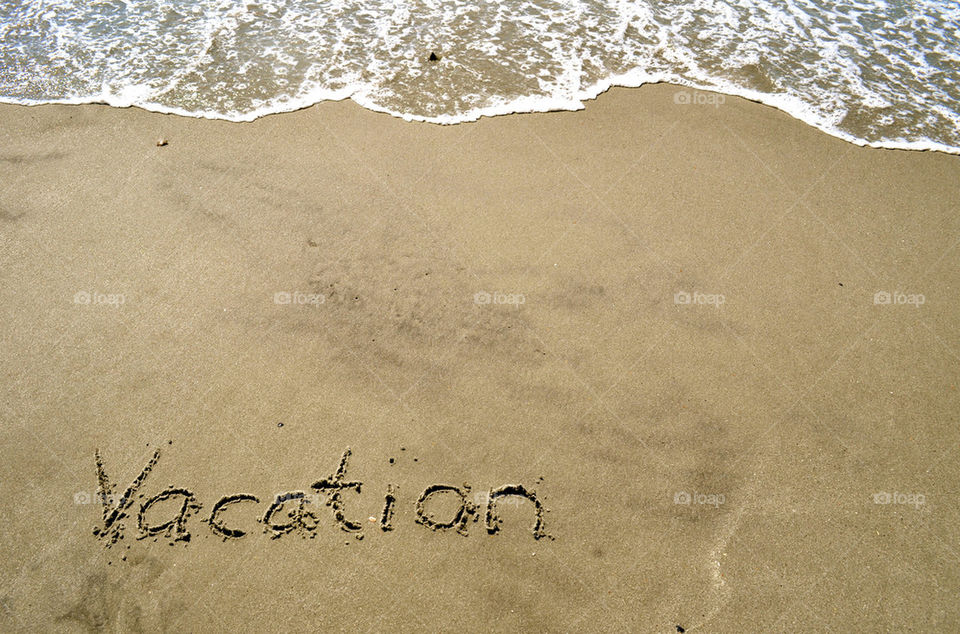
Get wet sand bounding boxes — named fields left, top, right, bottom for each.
left=0, top=84, right=958, bottom=631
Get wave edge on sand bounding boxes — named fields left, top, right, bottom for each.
left=3, top=77, right=957, bottom=156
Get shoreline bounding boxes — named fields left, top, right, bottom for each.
left=3, top=79, right=958, bottom=156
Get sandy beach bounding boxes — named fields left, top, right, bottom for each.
left=1, top=83, right=958, bottom=631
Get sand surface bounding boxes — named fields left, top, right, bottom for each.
left=1, top=84, right=958, bottom=631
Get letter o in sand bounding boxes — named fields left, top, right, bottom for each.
left=415, top=484, right=477, bottom=536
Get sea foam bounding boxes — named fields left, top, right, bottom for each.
left=1, top=0, right=957, bottom=153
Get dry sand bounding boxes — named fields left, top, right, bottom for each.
left=0, top=83, right=958, bottom=631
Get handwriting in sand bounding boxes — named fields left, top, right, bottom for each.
left=86, top=448, right=550, bottom=550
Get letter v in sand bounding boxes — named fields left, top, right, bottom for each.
left=92, top=449, right=161, bottom=546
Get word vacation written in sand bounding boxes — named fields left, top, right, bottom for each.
left=83, top=448, right=550, bottom=552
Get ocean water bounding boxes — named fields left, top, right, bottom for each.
left=1, top=0, right=958, bottom=153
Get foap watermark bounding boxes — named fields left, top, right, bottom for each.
left=674, top=491, right=725, bottom=508
left=873, top=290, right=924, bottom=307
left=75, top=491, right=128, bottom=506
left=274, top=291, right=325, bottom=307
left=74, top=290, right=125, bottom=307
left=474, top=490, right=525, bottom=509
left=273, top=491, right=324, bottom=506
left=474, top=290, right=525, bottom=307
left=674, top=290, right=725, bottom=308
left=873, top=491, right=925, bottom=509
left=673, top=90, right=725, bottom=108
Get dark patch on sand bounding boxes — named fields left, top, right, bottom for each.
left=0, top=208, right=26, bottom=223
left=0, top=151, right=65, bottom=164
left=58, top=554, right=165, bottom=631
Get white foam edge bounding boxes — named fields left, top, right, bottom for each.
left=1, top=73, right=957, bottom=155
